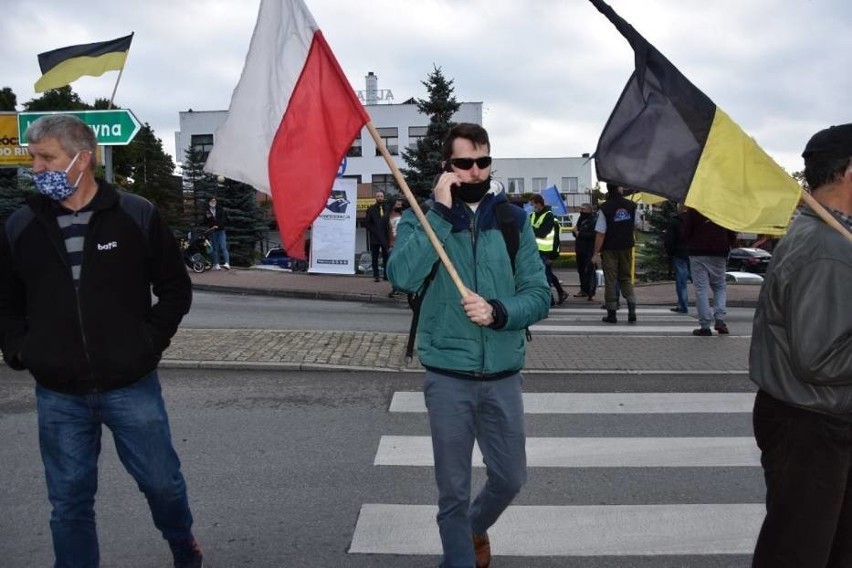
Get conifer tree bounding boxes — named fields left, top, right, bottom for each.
left=215, top=177, right=269, bottom=266
left=398, top=66, right=460, bottom=201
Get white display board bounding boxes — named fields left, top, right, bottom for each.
left=309, top=178, right=357, bottom=274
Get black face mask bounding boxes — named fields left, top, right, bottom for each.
left=393, top=206, right=403, bottom=212
left=452, top=178, right=491, bottom=203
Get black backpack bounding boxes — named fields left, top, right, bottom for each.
left=404, top=201, right=524, bottom=362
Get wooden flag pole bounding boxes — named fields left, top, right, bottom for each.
left=365, top=121, right=470, bottom=298
left=799, top=190, right=852, bottom=244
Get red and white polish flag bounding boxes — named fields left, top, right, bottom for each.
left=205, top=0, right=369, bottom=259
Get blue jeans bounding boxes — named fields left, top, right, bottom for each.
left=689, top=255, right=727, bottom=328
left=673, top=256, right=690, bottom=311
left=36, top=371, right=194, bottom=568
left=209, top=229, right=229, bottom=265
left=424, top=370, right=527, bottom=568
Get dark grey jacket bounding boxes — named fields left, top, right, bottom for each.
left=749, top=207, right=852, bottom=415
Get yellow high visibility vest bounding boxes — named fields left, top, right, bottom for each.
left=530, top=210, right=556, bottom=253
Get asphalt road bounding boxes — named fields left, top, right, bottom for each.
left=183, top=290, right=412, bottom=332
left=0, top=367, right=763, bottom=567
left=183, top=291, right=757, bottom=336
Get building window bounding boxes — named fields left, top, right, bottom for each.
left=372, top=174, right=394, bottom=194
left=532, top=177, right=548, bottom=192
left=190, top=134, right=214, bottom=161
left=508, top=178, right=524, bottom=193
left=374, top=127, right=399, bottom=156
left=347, top=134, right=362, bottom=157
left=408, top=126, right=427, bottom=150
left=561, top=177, right=579, bottom=193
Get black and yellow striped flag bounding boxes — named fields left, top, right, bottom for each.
left=34, top=33, right=134, bottom=93
left=588, top=0, right=800, bottom=235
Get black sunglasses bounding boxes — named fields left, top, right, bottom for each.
left=449, top=156, right=492, bottom=170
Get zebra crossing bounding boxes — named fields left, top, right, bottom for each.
left=349, top=389, right=764, bottom=565
left=531, top=306, right=703, bottom=335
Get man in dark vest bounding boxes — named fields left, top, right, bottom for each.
left=591, top=183, right=638, bottom=324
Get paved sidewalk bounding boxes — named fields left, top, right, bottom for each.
left=155, top=267, right=759, bottom=374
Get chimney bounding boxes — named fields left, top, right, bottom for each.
left=365, top=71, right=378, bottom=105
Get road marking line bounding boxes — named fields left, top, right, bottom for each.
left=349, top=503, right=764, bottom=556
left=390, top=392, right=755, bottom=414
left=374, top=436, right=759, bottom=467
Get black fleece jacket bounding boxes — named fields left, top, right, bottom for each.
left=0, top=181, right=191, bottom=394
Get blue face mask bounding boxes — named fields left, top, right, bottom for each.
left=33, top=152, right=83, bottom=201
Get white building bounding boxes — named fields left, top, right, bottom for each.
left=175, top=72, right=592, bottom=201
left=174, top=73, right=594, bottom=251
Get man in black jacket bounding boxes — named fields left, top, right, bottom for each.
left=0, top=115, right=202, bottom=567
left=572, top=202, right=597, bottom=299
left=364, top=190, right=389, bottom=281
left=205, top=196, right=230, bottom=270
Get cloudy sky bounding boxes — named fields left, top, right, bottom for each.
left=2, top=0, right=849, bottom=176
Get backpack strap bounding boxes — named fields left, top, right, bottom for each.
left=495, top=201, right=520, bottom=271
left=404, top=260, right=440, bottom=363
left=495, top=201, right=533, bottom=341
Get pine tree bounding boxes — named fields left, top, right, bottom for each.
left=22, top=86, right=89, bottom=111
left=181, top=145, right=217, bottom=230
left=398, top=66, right=461, bottom=201
left=114, top=124, right=183, bottom=229
left=0, top=88, right=25, bottom=222
left=639, top=199, right=677, bottom=281
left=216, top=178, right=269, bottom=266
left=0, top=87, right=16, bottom=111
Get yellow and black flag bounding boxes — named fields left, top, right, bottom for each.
left=588, top=0, right=800, bottom=235
left=34, top=33, right=134, bottom=93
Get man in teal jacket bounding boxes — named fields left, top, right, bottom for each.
left=387, top=123, right=550, bottom=568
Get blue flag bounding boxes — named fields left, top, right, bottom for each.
left=541, top=185, right=568, bottom=216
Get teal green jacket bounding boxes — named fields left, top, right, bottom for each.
left=387, top=192, right=550, bottom=377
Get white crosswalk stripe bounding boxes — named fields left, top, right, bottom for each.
left=350, top=503, right=765, bottom=556
left=350, top=388, right=763, bottom=563
left=389, top=391, right=756, bottom=414
left=531, top=307, right=700, bottom=335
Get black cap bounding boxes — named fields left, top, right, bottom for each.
left=802, top=123, right=852, bottom=159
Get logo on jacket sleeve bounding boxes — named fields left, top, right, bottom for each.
left=97, top=241, right=118, bottom=251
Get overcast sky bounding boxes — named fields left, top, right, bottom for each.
left=2, top=0, right=849, bottom=177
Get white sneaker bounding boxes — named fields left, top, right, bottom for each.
left=213, top=264, right=221, bottom=270
left=223, top=263, right=230, bottom=270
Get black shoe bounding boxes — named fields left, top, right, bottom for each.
left=714, top=321, right=730, bottom=334
left=374, top=277, right=380, bottom=282
left=557, top=291, right=568, bottom=305
left=692, top=328, right=712, bottom=336
left=169, top=537, right=203, bottom=568
left=670, top=307, right=688, bottom=313
left=602, top=310, right=617, bottom=324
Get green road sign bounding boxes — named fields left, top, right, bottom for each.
left=17, top=109, right=142, bottom=146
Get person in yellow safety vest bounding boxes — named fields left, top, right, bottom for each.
left=529, top=194, right=568, bottom=305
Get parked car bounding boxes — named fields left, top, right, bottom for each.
left=260, top=247, right=290, bottom=269
left=727, top=247, right=772, bottom=273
